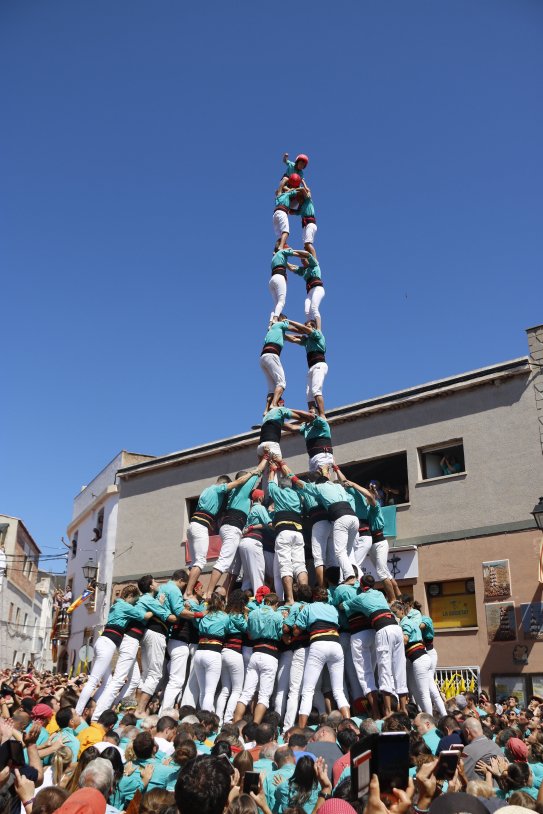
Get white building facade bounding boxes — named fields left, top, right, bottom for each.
left=58, top=451, right=153, bottom=673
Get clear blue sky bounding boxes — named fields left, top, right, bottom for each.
left=2, top=1, right=542, bottom=561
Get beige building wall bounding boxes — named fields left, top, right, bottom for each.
left=114, top=360, right=542, bottom=581
left=409, top=529, right=543, bottom=688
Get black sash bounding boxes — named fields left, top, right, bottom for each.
left=306, top=435, right=333, bottom=456
left=259, top=420, right=282, bottom=444
left=328, top=501, right=356, bottom=521
left=102, top=625, right=124, bottom=646
left=261, top=342, right=282, bottom=357
left=370, top=609, right=397, bottom=631
left=220, top=508, right=248, bottom=531
left=307, top=351, right=326, bottom=369
left=306, top=278, right=323, bottom=293
left=273, top=510, right=303, bottom=531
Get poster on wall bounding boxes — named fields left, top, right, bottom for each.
left=520, top=603, right=543, bottom=641
left=482, top=560, right=512, bottom=603
left=485, top=602, right=517, bottom=643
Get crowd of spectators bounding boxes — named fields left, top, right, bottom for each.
left=1, top=669, right=543, bottom=814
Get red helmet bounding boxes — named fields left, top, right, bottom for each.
left=288, top=173, right=302, bottom=188
left=295, top=154, right=309, bottom=167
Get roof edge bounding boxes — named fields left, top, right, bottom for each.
left=117, top=356, right=530, bottom=478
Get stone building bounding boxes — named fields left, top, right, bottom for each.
left=0, top=516, right=42, bottom=668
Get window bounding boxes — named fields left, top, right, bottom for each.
left=339, top=452, right=409, bottom=505
left=426, top=579, right=477, bottom=629
left=8, top=603, right=14, bottom=623
left=71, top=532, right=78, bottom=559
left=15, top=607, right=20, bottom=626
left=186, top=498, right=199, bottom=521
left=92, top=510, right=104, bottom=542
left=418, top=440, right=465, bottom=481
left=23, top=614, right=28, bottom=634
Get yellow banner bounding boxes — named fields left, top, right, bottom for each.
left=430, top=594, right=477, bottom=628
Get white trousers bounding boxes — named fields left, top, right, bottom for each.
left=350, top=630, right=377, bottom=696
left=193, top=649, right=222, bottom=712
left=215, top=525, right=242, bottom=574
left=353, top=535, right=393, bottom=581
left=299, top=640, right=348, bottom=716
left=283, top=648, right=327, bottom=730
left=257, top=441, right=282, bottom=460
left=187, top=522, right=210, bottom=571
left=273, top=209, right=289, bottom=238
left=242, top=645, right=252, bottom=672
left=375, top=625, right=407, bottom=696
left=283, top=648, right=307, bottom=731
left=260, top=353, right=286, bottom=393
left=92, top=635, right=140, bottom=720
left=339, top=630, right=365, bottom=702
left=369, top=539, right=393, bottom=580
left=269, top=275, right=287, bottom=320
left=180, top=645, right=199, bottom=707
left=238, top=537, right=265, bottom=594
left=306, top=362, right=328, bottom=401
left=139, top=629, right=167, bottom=695
left=274, top=650, right=294, bottom=720
left=76, top=636, right=117, bottom=714
left=353, top=533, right=372, bottom=570
left=311, top=519, right=334, bottom=569
left=239, top=652, right=279, bottom=707
left=275, top=530, right=307, bottom=578
left=407, top=653, right=433, bottom=714
left=305, top=286, right=325, bottom=324
left=302, top=222, right=317, bottom=245
left=216, top=649, right=245, bottom=723
left=427, top=648, right=447, bottom=716
left=309, top=453, right=335, bottom=475
left=118, top=659, right=141, bottom=700
left=160, top=639, right=190, bottom=713
left=332, top=515, right=359, bottom=581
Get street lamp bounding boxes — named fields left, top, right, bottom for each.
left=81, top=558, right=107, bottom=591
left=532, top=498, right=543, bottom=531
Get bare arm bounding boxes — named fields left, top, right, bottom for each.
left=283, top=421, right=302, bottom=433
left=226, top=462, right=265, bottom=491
left=288, top=319, right=312, bottom=335
left=275, top=177, right=290, bottom=196
left=26, top=744, right=44, bottom=786
left=290, top=409, right=315, bottom=423
left=284, top=334, right=304, bottom=345
left=344, top=479, right=376, bottom=505
left=278, top=460, right=305, bottom=490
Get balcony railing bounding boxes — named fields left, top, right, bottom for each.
left=51, top=609, right=71, bottom=640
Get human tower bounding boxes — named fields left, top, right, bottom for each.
left=75, top=154, right=446, bottom=729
